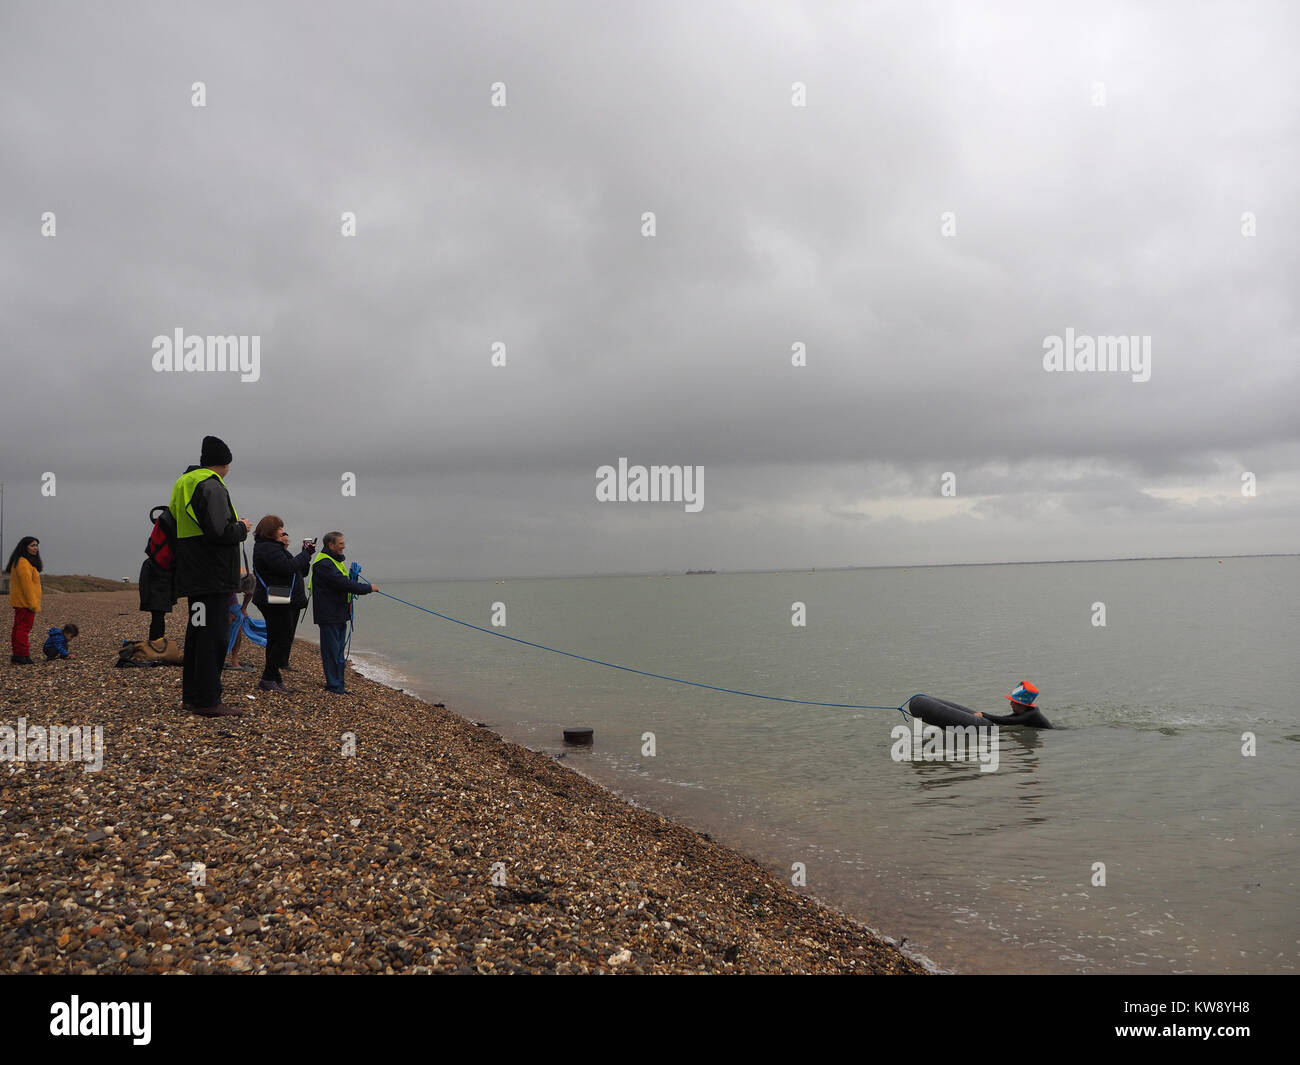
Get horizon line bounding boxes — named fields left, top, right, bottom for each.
left=385, top=550, right=1300, bottom=583
left=42, top=550, right=1297, bottom=586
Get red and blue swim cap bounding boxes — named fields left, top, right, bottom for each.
left=1006, top=681, right=1039, bottom=706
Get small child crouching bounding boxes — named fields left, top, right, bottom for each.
left=43, top=622, right=79, bottom=660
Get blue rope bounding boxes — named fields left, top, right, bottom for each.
left=373, top=589, right=921, bottom=717
left=345, top=563, right=362, bottom=661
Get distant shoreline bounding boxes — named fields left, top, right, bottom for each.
left=25, top=553, right=1294, bottom=589
left=295, top=552, right=1300, bottom=585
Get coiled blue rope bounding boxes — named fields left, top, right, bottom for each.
left=373, top=589, right=921, bottom=718
left=345, top=562, right=362, bottom=661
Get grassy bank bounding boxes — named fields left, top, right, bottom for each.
left=18, top=574, right=138, bottom=594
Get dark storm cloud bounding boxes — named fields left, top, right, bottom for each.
left=1, top=0, right=1296, bottom=578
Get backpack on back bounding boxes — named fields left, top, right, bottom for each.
left=146, top=505, right=178, bottom=571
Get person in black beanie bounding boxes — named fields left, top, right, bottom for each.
left=168, top=435, right=251, bottom=717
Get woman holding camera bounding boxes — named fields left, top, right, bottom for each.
left=251, top=515, right=313, bottom=693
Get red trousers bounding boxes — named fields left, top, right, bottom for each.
left=11, top=607, right=35, bottom=657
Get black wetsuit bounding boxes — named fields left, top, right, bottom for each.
left=908, top=695, right=1055, bottom=730
left=980, top=706, right=1053, bottom=729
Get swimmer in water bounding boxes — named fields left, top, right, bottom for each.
left=974, top=680, right=1053, bottom=728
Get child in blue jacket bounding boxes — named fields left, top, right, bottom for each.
left=42, top=622, right=79, bottom=659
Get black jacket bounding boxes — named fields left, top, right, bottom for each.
left=173, top=465, right=248, bottom=598
left=310, top=551, right=373, bottom=625
left=138, top=556, right=176, bottom=613
left=252, top=540, right=312, bottom=612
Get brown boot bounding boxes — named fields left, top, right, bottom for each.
left=191, top=703, right=246, bottom=717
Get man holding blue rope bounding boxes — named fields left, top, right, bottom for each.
left=309, top=531, right=377, bottom=694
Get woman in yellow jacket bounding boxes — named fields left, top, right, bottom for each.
left=6, top=536, right=43, bottom=665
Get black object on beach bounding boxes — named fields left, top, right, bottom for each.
left=563, top=727, right=594, bottom=746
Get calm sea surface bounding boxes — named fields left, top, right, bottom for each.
left=335, top=557, right=1298, bottom=973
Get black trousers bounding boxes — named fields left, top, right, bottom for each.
left=261, top=605, right=294, bottom=683
left=149, top=610, right=167, bottom=642
left=182, top=593, right=230, bottom=708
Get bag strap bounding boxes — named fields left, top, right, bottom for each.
left=252, top=553, right=296, bottom=594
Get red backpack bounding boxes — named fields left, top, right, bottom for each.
left=146, top=505, right=178, bottom=571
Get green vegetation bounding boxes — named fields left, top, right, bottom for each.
left=39, top=575, right=137, bottom=593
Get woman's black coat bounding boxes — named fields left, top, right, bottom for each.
left=251, top=540, right=312, bottom=613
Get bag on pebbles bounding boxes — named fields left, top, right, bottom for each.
left=115, top=637, right=183, bottom=667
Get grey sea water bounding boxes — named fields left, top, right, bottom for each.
left=337, top=556, right=1299, bottom=974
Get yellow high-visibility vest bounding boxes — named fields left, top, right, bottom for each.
left=308, top=551, right=352, bottom=603
left=168, top=468, right=237, bottom=539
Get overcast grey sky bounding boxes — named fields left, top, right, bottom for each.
left=2, top=0, right=1297, bottom=580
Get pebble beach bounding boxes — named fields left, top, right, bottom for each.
left=1, top=590, right=926, bottom=975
